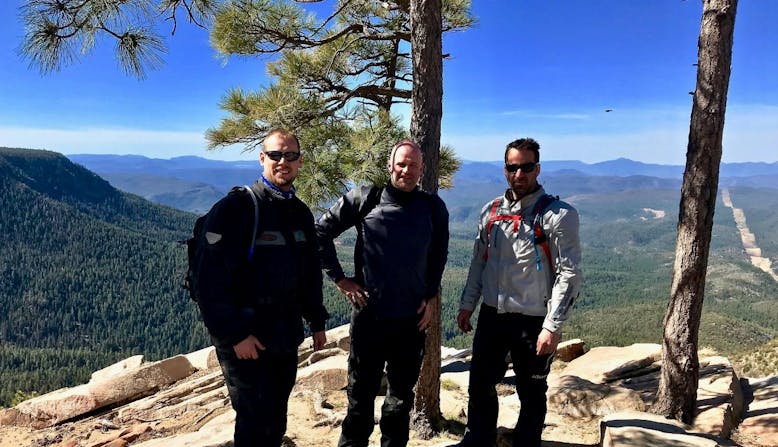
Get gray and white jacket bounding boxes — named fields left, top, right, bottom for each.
left=459, top=186, right=582, bottom=333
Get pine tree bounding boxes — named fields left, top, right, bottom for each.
left=652, top=0, right=738, bottom=424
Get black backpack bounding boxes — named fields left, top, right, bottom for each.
left=182, top=185, right=259, bottom=302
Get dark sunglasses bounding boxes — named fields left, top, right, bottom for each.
left=505, top=162, right=537, bottom=174
left=265, top=150, right=301, bottom=162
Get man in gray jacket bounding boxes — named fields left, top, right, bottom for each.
left=456, top=137, right=582, bottom=447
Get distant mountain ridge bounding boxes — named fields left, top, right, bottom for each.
left=68, top=154, right=263, bottom=213
left=68, top=154, right=778, bottom=214
left=72, top=153, right=778, bottom=178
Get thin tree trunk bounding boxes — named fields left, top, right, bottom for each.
left=409, top=0, right=443, bottom=435
left=652, top=0, right=737, bottom=424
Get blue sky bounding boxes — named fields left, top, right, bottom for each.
left=1, top=0, right=776, bottom=164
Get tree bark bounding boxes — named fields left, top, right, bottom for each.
left=409, top=0, right=443, bottom=435
left=652, top=0, right=737, bottom=424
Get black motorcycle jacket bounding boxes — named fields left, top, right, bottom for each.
left=197, top=181, right=328, bottom=351
left=316, top=184, right=449, bottom=319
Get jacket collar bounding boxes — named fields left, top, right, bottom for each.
left=259, top=174, right=296, bottom=200
left=385, top=183, right=419, bottom=204
left=504, top=185, right=545, bottom=211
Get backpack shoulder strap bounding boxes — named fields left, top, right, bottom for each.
left=241, top=185, right=260, bottom=261
left=531, top=194, right=558, bottom=219
left=530, top=194, right=559, bottom=272
left=483, top=195, right=520, bottom=261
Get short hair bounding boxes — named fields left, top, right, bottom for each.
left=264, top=129, right=300, bottom=151
left=388, top=139, right=422, bottom=166
left=504, top=138, right=540, bottom=163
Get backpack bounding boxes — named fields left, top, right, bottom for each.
left=482, top=193, right=558, bottom=272
left=182, top=185, right=259, bottom=302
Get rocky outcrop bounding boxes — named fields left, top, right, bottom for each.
left=561, top=343, right=662, bottom=384
left=556, top=338, right=586, bottom=362
left=294, top=352, right=349, bottom=392
left=1, top=327, right=776, bottom=447
left=548, top=375, right=646, bottom=418
left=90, top=355, right=145, bottom=383
left=0, top=356, right=195, bottom=428
left=184, top=346, right=219, bottom=371
left=297, top=324, right=351, bottom=366
left=737, top=376, right=778, bottom=447
left=691, top=356, right=743, bottom=439
left=600, top=411, right=730, bottom=447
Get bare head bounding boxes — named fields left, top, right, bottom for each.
left=387, top=140, right=424, bottom=192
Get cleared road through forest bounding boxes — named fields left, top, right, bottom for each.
left=721, top=188, right=778, bottom=283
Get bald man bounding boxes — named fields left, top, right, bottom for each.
left=316, top=140, right=449, bottom=447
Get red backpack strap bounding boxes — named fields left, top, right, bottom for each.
left=483, top=197, right=522, bottom=261
left=531, top=194, right=558, bottom=272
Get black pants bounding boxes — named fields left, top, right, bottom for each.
left=338, top=307, right=426, bottom=447
left=462, top=304, right=553, bottom=447
left=215, top=345, right=298, bottom=447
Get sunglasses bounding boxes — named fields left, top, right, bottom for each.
left=505, top=162, right=537, bottom=174
left=264, top=150, right=301, bottom=162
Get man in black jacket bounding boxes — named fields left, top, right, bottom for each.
left=197, top=129, right=329, bottom=447
left=316, top=140, right=449, bottom=447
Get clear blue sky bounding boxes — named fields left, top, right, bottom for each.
left=1, top=0, right=776, bottom=164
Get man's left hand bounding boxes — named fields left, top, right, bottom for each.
left=417, top=300, right=433, bottom=331
left=536, top=328, right=561, bottom=356
left=312, top=331, right=327, bottom=351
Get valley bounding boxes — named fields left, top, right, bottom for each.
left=1, top=148, right=777, bottom=405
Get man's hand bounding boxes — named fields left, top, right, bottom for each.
left=336, top=278, right=369, bottom=308
left=312, top=331, right=327, bottom=351
left=457, top=309, right=474, bottom=333
left=536, top=328, right=561, bottom=356
left=416, top=300, right=433, bottom=331
left=233, top=335, right=265, bottom=359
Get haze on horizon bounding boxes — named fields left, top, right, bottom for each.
left=1, top=1, right=776, bottom=164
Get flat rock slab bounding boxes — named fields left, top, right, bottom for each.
left=691, top=357, right=743, bottom=439
left=561, top=344, right=661, bottom=384
left=440, top=360, right=470, bottom=392
left=542, top=411, right=601, bottom=446
left=184, top=346, right=218, bottom=371
left=556, top=339, right=586, bottom=362
left=738, top=376, right=778, bottom=447
left=294, top=353, right=349, bottom=392
left=1, top=356, right=195, bottom=428
left=601, top=411, right=731, bottom=447
left=132, top=410, right=235, bottom=447
left=90, top=355, right=144, bottom=383
left=548, top=375, right=646, bottom=418
left=298, top=324, right=351, bottom=364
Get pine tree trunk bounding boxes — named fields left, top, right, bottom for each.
left=652, top=0, right=737, bottom=424
left=409, top=0, right=443, bottom=435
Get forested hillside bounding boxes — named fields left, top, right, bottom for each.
left=3, top=147, right=777, bottom=406
left=0, top=148, right=351, bottom=406
left=0, top=148, right=209, bottom=405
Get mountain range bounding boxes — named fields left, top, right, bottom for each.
left=67, top=154, right=778, bottom=215
left=2, top=146, right=777, bottom=407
